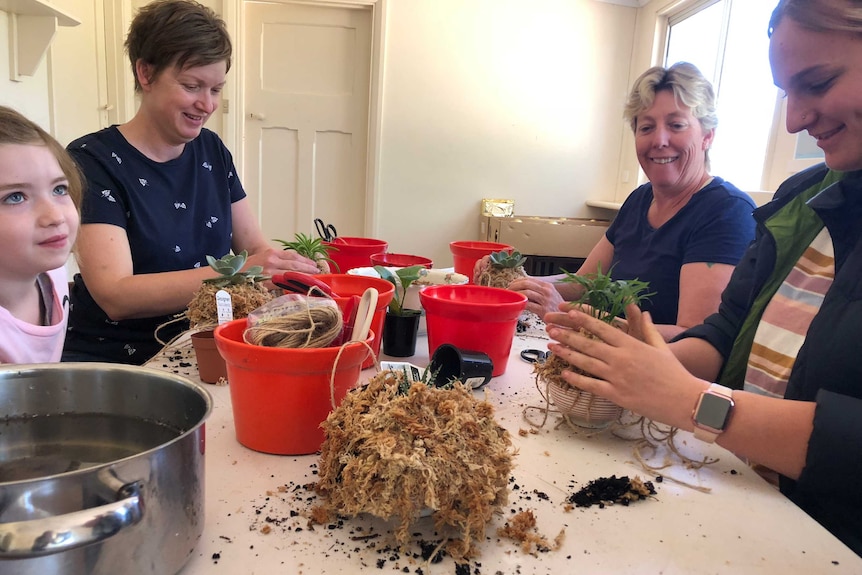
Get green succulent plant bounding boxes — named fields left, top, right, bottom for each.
left=202, top=250, right=268, bottom=287
left=488, top=249, right=527, bottom=269
left=560, top=264, right=654, bottom=324
left=394, top=364, right=448, bottom=396
left=374, top=264, right=425, bottom=316
left=274, top=233, right=339, bottom=272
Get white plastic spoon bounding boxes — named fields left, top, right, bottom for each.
left=350, top=287, right=379, bottom=342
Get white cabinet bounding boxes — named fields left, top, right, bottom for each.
left=1, top=0, right=80, bottom=80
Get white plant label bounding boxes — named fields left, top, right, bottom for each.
left=216, top=290, right=233, bottom=324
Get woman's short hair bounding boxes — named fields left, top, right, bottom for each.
left=769, top=0, right=862, bottom=37
left=0, top=106, right=83, bottom=209
left=125, top=0, right=232, bottom=92
left=623, top=62, right=717, bottom=134
left=623, top=62, right=717, bottom=169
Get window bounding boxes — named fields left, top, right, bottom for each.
left=664, top=0, right=823, bottom=192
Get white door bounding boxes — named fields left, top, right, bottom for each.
left=243, top=1, right=372, bottom=244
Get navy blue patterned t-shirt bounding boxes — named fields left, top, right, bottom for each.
left=605, top=177, right=756, bottom=325
left=64, top=126, right=245, bottom=364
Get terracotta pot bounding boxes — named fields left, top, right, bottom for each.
left=547, top=380, right=622, bottom=429
left=191, top=330, right=228, bottom=384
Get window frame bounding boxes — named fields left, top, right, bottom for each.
left=654, top=0, right=823, bottom=195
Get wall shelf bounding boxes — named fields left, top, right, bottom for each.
left=586, top=199, right=622, bottom=211
left=2, top=0, right=80, bottom=81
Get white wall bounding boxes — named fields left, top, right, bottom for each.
left=0, top=13, right=52, bottom=131
left=48, top=0, right=107, bottom=146
left=0, top=0, right=645, bottom=270
left=376, top=0, right=636, bottom=266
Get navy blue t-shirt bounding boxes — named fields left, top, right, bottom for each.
left=605, top=177, right=756, bottom=325
left=64, top=126, right=245, bottom=364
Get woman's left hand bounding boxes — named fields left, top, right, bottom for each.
left=544, top=303, right=706, bottom=429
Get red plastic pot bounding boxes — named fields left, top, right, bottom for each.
left=370, top=252, right=433, bottom=268
left=324, top=237, right=388, bottom=272
left=214, top=319, right=373, bottom=455
left=419, top=285, right=527, bottom=377
left=449, top=241, right=513, bottom=282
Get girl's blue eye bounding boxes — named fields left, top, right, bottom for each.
left=2, top=192, right=25, bottom=205
left=53, top=184, right=69, bottom=197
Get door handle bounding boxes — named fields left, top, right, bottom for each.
left=249, top=112, right=266, bottom=121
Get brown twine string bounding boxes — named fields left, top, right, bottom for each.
left=522, top=367, right=717, bottom=492
left=243, top=302, right=343, bottom=349
left=329, top=339, right=379, bottom=410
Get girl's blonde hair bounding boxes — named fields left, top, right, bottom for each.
left=0, top=106, right=83, bottom=209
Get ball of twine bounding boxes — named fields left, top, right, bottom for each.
left=243, top=303, right=343, bottom=349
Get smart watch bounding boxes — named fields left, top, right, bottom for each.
left=691, top=383, right=734, bottom=443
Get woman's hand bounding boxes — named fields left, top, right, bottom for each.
left=508, top=277, right=566, bottom=317
left=473, top=255, right=491, bottom=284
left=247, top=247, right=320, bottom=277
left=544, top=303, right=706, bottom=430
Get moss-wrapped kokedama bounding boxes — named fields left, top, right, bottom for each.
left=186, top=282, right=272, bottom=328
left=315, top=371, right=514, bottom=559
left=185, top=251, right=274, bottom=328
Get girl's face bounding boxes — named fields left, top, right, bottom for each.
left=634, top=89, right=714, bottom=195
left=139, top=60, right=227, bottom=147
left=0, top=144, right=79, bottom=282
left=770, top=18, right=862, bottom=171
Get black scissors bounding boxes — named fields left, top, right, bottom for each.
left=520, top=348, right=549, bottom=364
left=314, top=218, right=337, bottom=242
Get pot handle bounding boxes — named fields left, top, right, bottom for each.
left=0, top=480, right=144, bottom=558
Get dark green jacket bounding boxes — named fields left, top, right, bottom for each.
left=679, top=164, right=862, bottom=556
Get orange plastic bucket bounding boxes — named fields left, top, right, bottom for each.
left=419, top=285, right=527, bottom=377
left=214, top=318, right=373, bottom=455
left=316, top=273, right=394, bottom=368
left=449, top=241, right=513, bottom=282
left=324, top=237, right=388, bottom=272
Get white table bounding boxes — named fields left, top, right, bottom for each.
left=148, top=328, right=862, bottom=574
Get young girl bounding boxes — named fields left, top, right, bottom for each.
left=0, top=106, right=81, bottom=363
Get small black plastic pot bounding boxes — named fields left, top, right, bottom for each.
left=382, top=309, right=421, bottom=357
left=429, top=343, right=494, bottom=389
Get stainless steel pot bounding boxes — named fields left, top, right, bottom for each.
left=0, top=363, right=212, bottom=575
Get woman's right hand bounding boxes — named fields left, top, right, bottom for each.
left=472, top=255, right=491, bottom=284
left=507, top=277, right=566, bottom=317
left=544, top=304, right=705, bottom=430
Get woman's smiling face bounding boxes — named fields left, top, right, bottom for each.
left=139, top=60, right=227, bottom=147
left=770, top=18, right=862, bottom=172
left=634, top=89, right=713, bottom=196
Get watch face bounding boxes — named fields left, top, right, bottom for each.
left=697, top=392, right=733, bottom=430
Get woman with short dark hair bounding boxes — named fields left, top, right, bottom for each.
left=64, top=0, right=320, bottom=364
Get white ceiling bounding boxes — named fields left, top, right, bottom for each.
left=593, top=0, right=651, bottom=7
